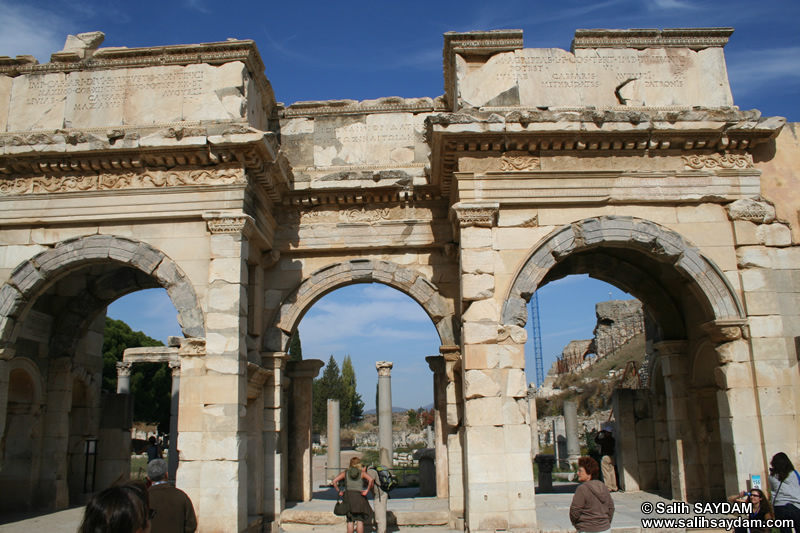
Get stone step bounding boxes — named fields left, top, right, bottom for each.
left=280, top=508, right=452, bottom=528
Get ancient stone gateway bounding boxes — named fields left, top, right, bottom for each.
left=1, top=27, right=798, bottom=533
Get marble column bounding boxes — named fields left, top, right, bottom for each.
left=327, top=399, right=340, bottom=483
left=168, top=361, right=180, bottom=481
left=564, top=401, right=580, bottom=466
left=116, top=362, right=132, bottom=394
left=286, top=359, right=324, bottom=501
left=376, top=361, right=394, bottom=466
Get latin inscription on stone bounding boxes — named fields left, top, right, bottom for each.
left=458, top=46, right=730, bottom=108
left=24, top=71, right=205, bottom=111
left=7, top=62, right=247, bottom=131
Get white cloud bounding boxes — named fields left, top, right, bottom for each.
left=647, top=0, right=698, bottom=10
left=727, top=47, right=800, bottom=98
left=183, top=0, right=211, bottom=14
left=0, top=2, right=68, bottom=62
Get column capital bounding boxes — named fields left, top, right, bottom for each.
left=286, top=359, right=325, bottom=379
left=376, top=361, right=394, bottom=377
left=178, top=338, right=206, bottom=357
left=203, top=212, right=255, bottom=237
left=450, top=202, right=499, bottom=228
left=426, top=355, right=445, bottom=374
left=700, top=319, right=747, bottom=343
left=654, top=340, right=688, bottom=357
left=116, top=361, right=133, bottom=377
left=168, top=361, right=181, bottom=377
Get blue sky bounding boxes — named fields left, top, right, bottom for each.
left=6, top=0, right=796, bottom=409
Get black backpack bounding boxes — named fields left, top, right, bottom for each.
left=369, top=465, right=397, bottom=493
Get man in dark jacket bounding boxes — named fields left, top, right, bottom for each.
left=147, top=459, right=197, bottom=532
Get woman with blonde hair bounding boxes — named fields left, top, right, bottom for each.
left=332, top=457, right=374, bottom=533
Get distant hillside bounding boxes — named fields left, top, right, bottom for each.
left=581, top=332, right=647, bottom=381
left=363, top=406, right=412, bottom=415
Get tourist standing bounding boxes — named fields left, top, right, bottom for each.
left=569, top=456, right=614, bottom=533
left=366, top=465, right=388, bottom=533
left=594, top=427, right=618, bottom=492
left=146, top=436, right=162, bottom=462
left=768, top=452, right=800, bottom=533
left=332, top=457, right=374, bottom=533
left=146, top=459, right=197, bottom=533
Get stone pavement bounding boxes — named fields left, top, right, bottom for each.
left=0, top=479, right=728, bottom=532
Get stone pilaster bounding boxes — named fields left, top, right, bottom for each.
left=180, top=212, right=253, bottom=531
left=168, top=361, right=180, bottom=482
left=35, top=357, right=72, bottom=510
left=286, top=359, right=324, bottom=502
left=453, top=201, right=535, bottom=533
left=261, top=351, right=286, bottom=524
left=656, top=341, right=691, bottom=501
left=703, top=321, right=766, bottom=497
left=426, top=355, right=449, bottom=498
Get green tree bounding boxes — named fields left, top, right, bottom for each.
left=407, top=409, right=419, bottom=426
left=288, top=330, right=303, bottom=361
left=341, top=356, right=364, bottom=424
left=312, top=355, right=343, bottom=434
left=102, top=317, right=170, bottom=432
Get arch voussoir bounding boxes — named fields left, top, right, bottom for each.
left=273, top=258, right=455, bottom=352
left=503, top=215, right=744, bottom=326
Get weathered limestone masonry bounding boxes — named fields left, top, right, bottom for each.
left=0, top=27, right=798, bottom=533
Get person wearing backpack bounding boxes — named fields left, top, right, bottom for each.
left=768, top=452, right=800, bottom=533
left=366, top=465, right=389, bottom=533
left=333, top=457, right=374, bottom=533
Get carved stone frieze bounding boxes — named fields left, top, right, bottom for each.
left=340, top=207, right=391, bottom=223
left=726, top=198, right=776, bottom=224
left=500, top=156, right=540, bottom=171
left=682, top=153, right=753, bottom=170
left=0, top=167, right=245, bottom=196
left=451, top=202, right=499, bottom=228
left=275, top=204, right=444, bottom=226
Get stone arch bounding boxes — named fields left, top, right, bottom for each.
left=0, top=235, right=205, bottom=351
left=270, top=258, right=455, bottom=352
left=6, top=357, right=44, bottom=415
left=501, top=215, right=744, bottom=330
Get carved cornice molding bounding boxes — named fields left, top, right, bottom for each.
left=0, top=128, right=291, bottom=202
left=573, top=28, right=734, bottom=50
left=451, top=202, right=499, bottom=228
left=0, top=167, right=245, bottom=196
left=282, top=96, right=445, bottom=118
left=246, top=362, right=273, bottom=400
left=683, top=153, right=753, bottom=170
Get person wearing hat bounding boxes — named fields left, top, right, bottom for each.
left=594, top=426, right=618, bottom=492
left=146, top=459, right=197, bottom=532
